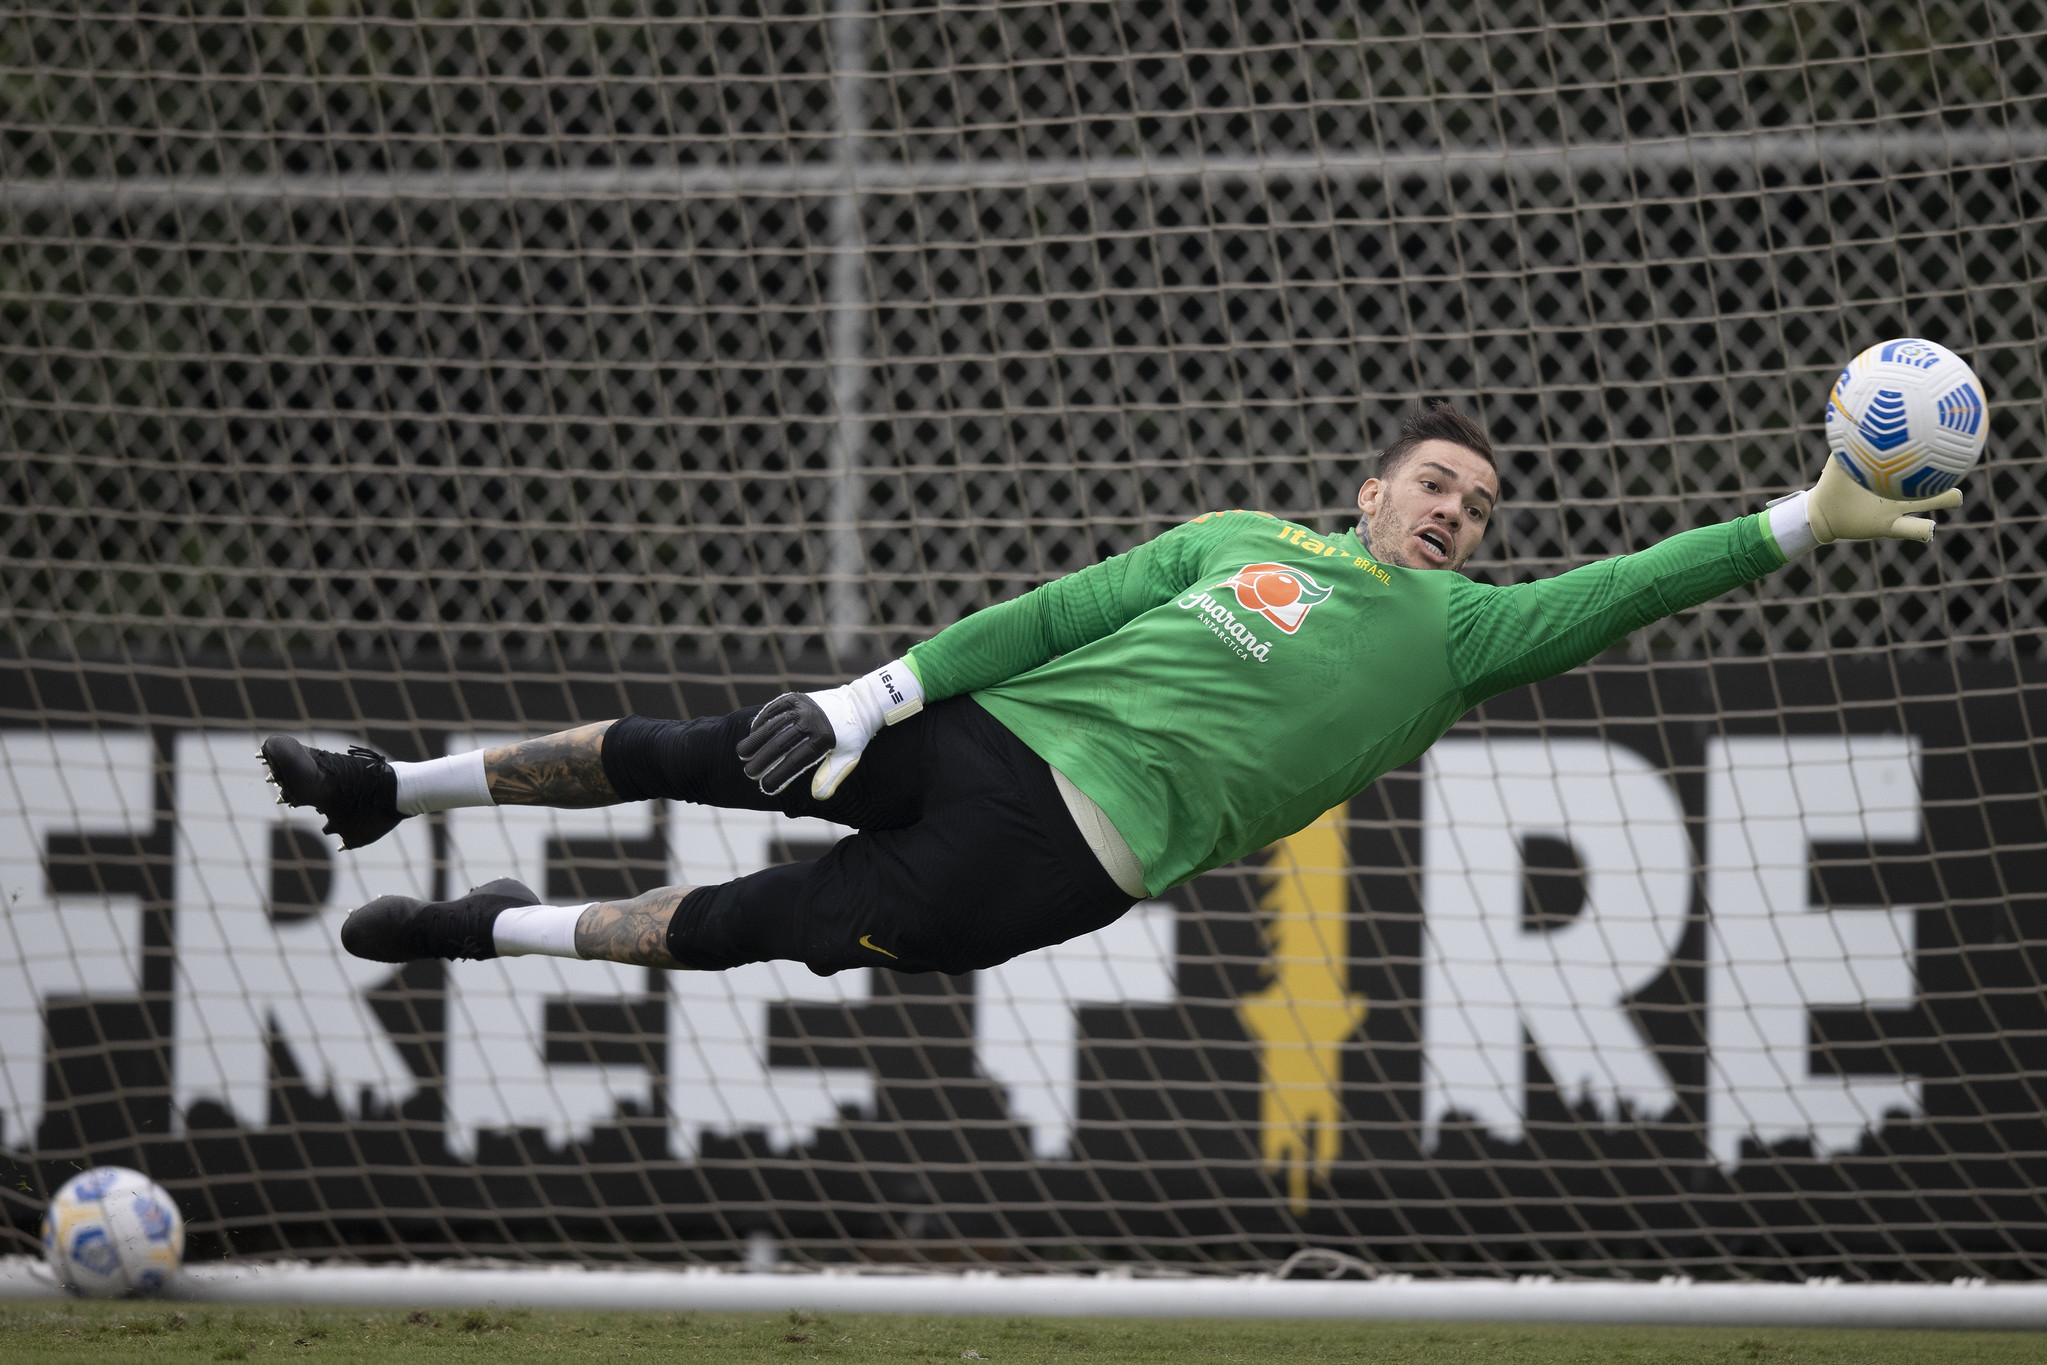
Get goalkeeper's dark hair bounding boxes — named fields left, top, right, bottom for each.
left=1374, top=401, right=1496, bottom=481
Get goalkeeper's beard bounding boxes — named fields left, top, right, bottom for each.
left=1361, top=505, right=1420, bottom=570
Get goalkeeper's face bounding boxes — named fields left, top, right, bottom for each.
left=1355, top=440, right=1497, bottom=572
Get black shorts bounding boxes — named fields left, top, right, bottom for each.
left=601, top=697, right=1138, bottom=975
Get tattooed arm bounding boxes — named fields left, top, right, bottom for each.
left=483, top=722, right=619, bottom=807
left=574, top=886, right=691, bottom=968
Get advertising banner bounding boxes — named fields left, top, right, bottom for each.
left=2, top=654, right=2041, bottom=1277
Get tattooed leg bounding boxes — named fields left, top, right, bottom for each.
left=573, top=885, right=694, bottom=968
left=484, top=721, right=620, bottom=807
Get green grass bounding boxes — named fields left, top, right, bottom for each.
left=4, top=1301, right=2046, bottom=1363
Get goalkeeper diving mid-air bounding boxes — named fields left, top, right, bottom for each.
left=262, top=403, right=1964, bottom=976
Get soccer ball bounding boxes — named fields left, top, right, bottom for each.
left=41, top=1166, right=185, bottom=1298
left=1824, top=338, right=1987, bottom=499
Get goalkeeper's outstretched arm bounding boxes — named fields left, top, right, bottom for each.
left=1447, top=457, right=1964, bottom=706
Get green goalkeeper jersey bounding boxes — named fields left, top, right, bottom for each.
left=905, top=508, right=1789, bottom=895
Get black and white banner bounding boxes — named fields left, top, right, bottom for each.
left=2, top=654, right=2041, bottom=1276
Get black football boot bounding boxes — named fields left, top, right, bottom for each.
left=259, top=736, right=411, bottom=850
left=340, top=878, right=541, bottom=963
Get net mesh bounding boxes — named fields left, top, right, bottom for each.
left=2, top=1, right=2045, bottom=1280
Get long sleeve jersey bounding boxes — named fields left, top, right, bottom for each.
left=904, top=509, right=1790, bottom=895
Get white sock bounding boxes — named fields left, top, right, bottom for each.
left=392, top=751, right=492, bottom=814
left=493, top=903, right=592, bottom=959
left=1766, top=489, right=1818, bottom=560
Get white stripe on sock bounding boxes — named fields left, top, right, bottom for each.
left=492, top=903, right=591, bottom=959
left=392, top=750, right=492, bottom=814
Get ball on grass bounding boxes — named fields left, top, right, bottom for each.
left=41, top=1165, right=185, bottom=1298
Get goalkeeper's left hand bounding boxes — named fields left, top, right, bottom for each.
left=1804, top=455, right=1965, bottom=544
left=735, top=659, right=925, bottom=799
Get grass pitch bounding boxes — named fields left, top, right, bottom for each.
left=4, top=1300, right=2046, bottom=1363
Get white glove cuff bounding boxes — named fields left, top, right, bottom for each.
left=1766, top=489, right=1819, bottom=560
left=810, top=657, right=926, bottom=753
left=843, top=658, right=924, bottom=729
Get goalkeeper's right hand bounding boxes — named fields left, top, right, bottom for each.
left=1804, top=455, right=1965, bottom=545
left=735, top=659, right=925, bottom=799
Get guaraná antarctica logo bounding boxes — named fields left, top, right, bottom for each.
left=1221, top=563, right=1333, bottom=634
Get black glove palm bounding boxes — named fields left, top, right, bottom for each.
left=735, top=693, right=835, bottom=796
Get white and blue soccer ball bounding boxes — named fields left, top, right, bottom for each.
left=1824, top=337, right=1987, bottom=500
left=41, top=1166, right=185, bottom=1298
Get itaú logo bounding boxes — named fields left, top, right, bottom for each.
left=1221, top=562, right=1332, bottom=634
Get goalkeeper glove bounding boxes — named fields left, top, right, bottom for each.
left=736, top=659, right=925, bottom=799
left=1801, top=455, right=1965, bottom=546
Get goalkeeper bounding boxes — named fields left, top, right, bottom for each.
left=262, top=404, right=1963, bottom=976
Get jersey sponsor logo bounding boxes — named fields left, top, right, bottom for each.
left=1220, top=563, right=1332, bottom=634
left=858, top=933, right=898, bottom=959
left=1174, top=586, right=1274, bottom=661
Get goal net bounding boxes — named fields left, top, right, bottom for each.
left=2, top=1, right=2044, bottom=1280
